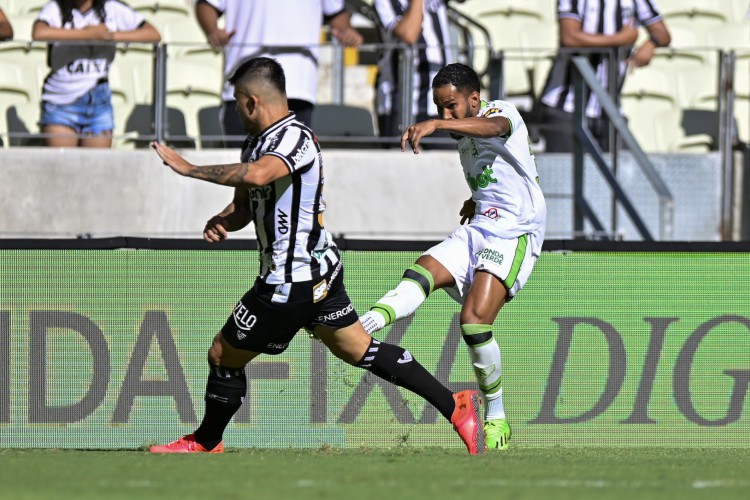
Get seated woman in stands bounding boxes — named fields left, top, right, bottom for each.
left=32, top=0, right=160, bottom=148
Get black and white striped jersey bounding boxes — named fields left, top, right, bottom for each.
left=375, top=0, right=454, bottom=118
left=241, top=112, right=339, bottom=284
left=540, top=0, right=662, bottom=118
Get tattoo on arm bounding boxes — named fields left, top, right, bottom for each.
left=191, top=163, right=250, bottom=186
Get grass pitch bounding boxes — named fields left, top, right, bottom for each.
left=1, top=447, right=749, bottom=500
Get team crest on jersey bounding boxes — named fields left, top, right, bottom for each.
left=484, top=207, right=500, bottom=220
left=249, top=185, right=272, bottom=200
left=264, top=131, right=282, bottom=152
left=313, top=279, right=328, bottom=303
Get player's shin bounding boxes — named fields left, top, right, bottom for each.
left=193, top=363, right=247, bottom=450
left=360, top=264, right=434, bottom=334
left=356, top=337, right=455, bottom=420
left=460, top=324, right=505, bottom=420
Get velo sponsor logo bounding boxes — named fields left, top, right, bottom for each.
left=317, top=304, right=354, bottom=323
left=233, top=302, right=257, bottom=331
left=466, top=165, right=498, bottom=192
left=476, top=248, right=504, bottom=266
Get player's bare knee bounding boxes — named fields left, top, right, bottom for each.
left=325, top=343, right=360, bottom=366
left=460, top=307, right=484, bottom=326
left=207, top=333, right=223, bottom=365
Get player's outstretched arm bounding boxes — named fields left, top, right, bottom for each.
left=151, top=141, right=289, bottom=188
left=401, top=116, right=510, bottom=154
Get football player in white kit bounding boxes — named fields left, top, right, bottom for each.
left=360, top=63, right=546, bottom=450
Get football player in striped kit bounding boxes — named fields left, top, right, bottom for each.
left=360, top=63, right=546, bottom=450
left=149, top=57, right=486, bottom=455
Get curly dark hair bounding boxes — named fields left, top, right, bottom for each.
left=55, top=0, right=108, bottom=26
left=432, top=63, right=481, bottom=94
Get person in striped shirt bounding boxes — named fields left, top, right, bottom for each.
left=148, top=56, right=487, bottom=455
left=374, top=0, right=459, bottom=148
left=540, top=0, right=671, bottom=152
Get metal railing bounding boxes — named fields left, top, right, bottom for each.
left=571, top=55, right=674, bottom=241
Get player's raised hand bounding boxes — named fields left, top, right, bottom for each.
left=207, top=28, right=235, bottom=49
left=83, top=24, right=114, bottom=40
left=332, top=26, right=363, bottom=47
left=401, top=120, right=438, bottom=154
left=459, top=197, right=476, bottom=225
left=203, top=215, right=229, bottom=242
left=151, top=141, right=194, bottom=176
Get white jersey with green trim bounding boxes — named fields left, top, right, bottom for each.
left=457, top=99, right=546, bottom=241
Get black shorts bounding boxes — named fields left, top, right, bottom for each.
left=220, top=262, right=358, bottom=355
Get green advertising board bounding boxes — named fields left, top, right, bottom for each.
left=1, top=248, right=748, bottom=448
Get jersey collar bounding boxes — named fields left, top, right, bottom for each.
left=258, top=111, right=297, bottom=141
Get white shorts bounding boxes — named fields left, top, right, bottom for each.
left=424, top=222, right=542, bottom=304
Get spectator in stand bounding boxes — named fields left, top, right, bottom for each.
left=32, top=0, right=161, bottom=148
left=539, top=0, right=671, bottom=152
left=0, top=7, right=13, bottom=40
left=374, top=0, right=463, bottom=147
left=194, top=0, right=363, bottom=147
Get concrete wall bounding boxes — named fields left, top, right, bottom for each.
left=0, top=148, right=725, bottom=240
left=0, top=148, right=467, bottom=239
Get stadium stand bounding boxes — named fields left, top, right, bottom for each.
left=0, top=0, right=747, bottom=151
left=165, top=59, right=222, bottom=145
left=4, top=101, right=42, bottom=146
left=0, top=62, right=33, bottom=147
left=3, top=0, right=48, bottom=15
left=311, top=103, right=376, bottom=149
left=127, top=0, right=192, bottom=17
left=657, top=0, right=732, bottom=27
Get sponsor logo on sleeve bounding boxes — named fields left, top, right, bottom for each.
left=291, top=138, right=311, bottom=164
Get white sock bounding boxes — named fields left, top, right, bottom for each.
left=362, top=265, right=433, bottom=333
left=360, top=310, right=386, bottom=334
left=461, top=324, right=506, bottom=420
left=484, top=388, right=506, bottom=421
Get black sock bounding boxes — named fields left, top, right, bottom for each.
left=193, top=364, right=246, bottom=450
left=357, top=338, right=455, bottom=421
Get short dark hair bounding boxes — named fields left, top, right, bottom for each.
left=229, top=57, right=286, bottom=94
left=432, top=63, right=480, bottom=94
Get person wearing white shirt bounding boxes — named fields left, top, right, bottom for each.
left=194, top=0, right=362, bottom=147
left=32, top=0, right=160, bottom=148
